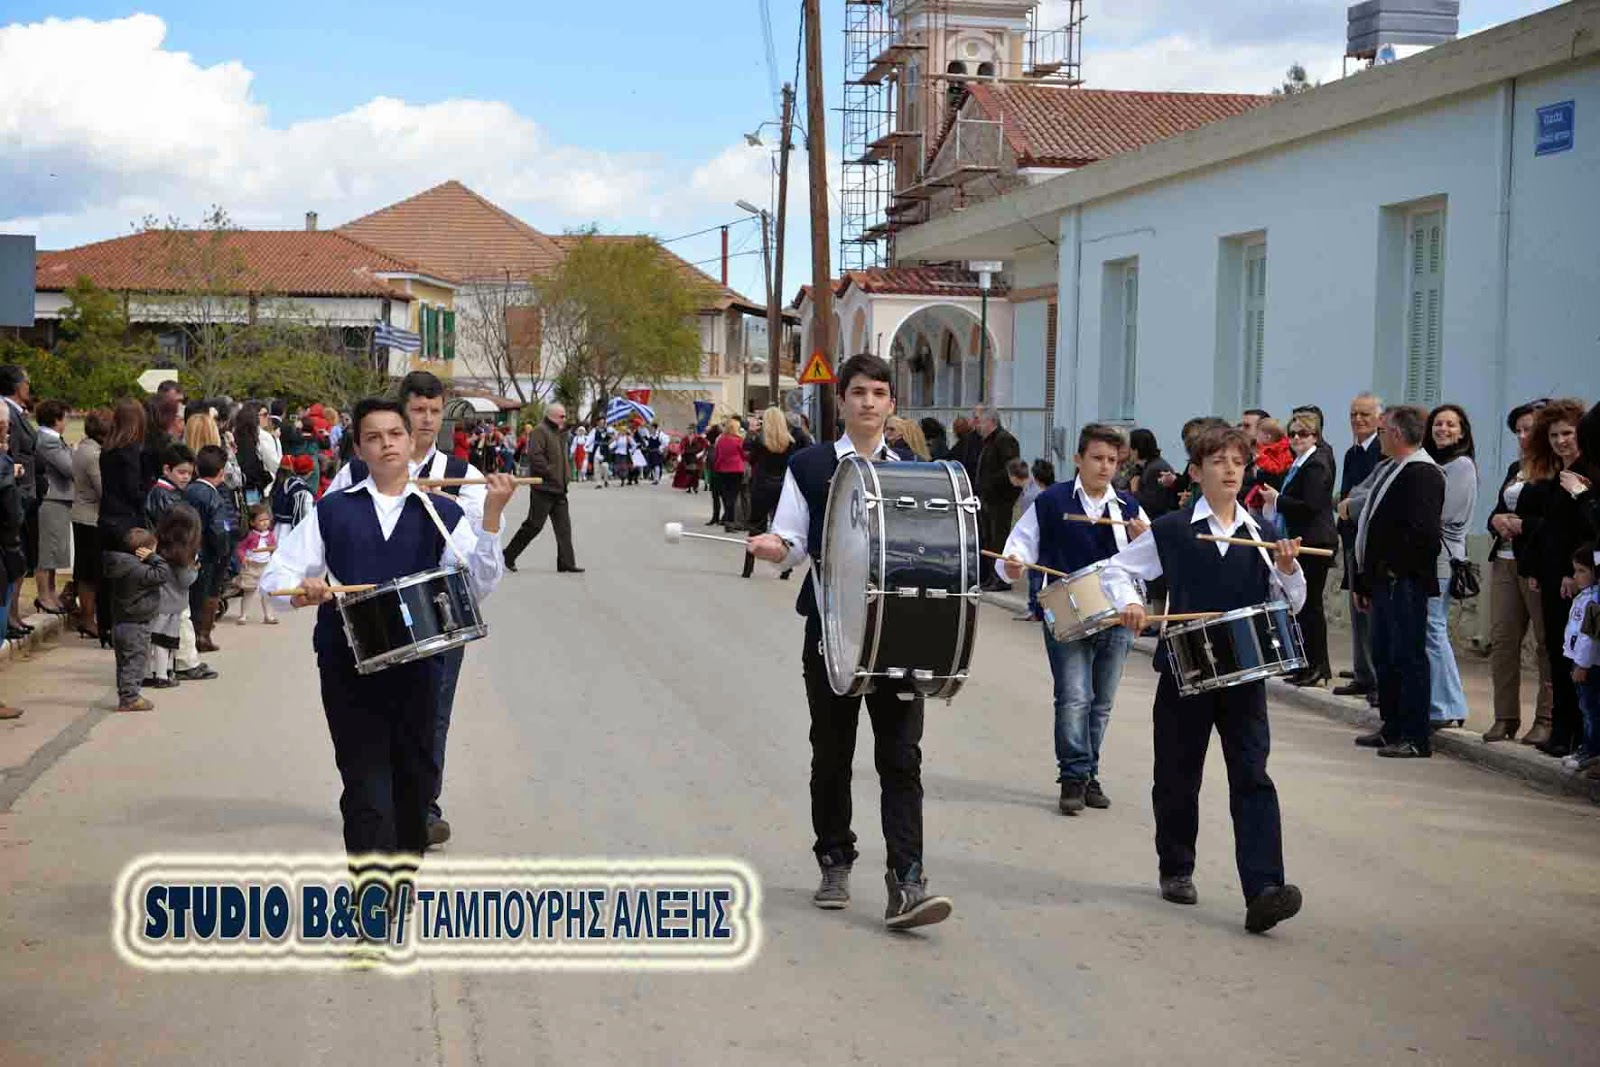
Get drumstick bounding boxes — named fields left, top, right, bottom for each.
left=1196, top=534, right=1335, bottom=558
left=1063, top=513, right=1133, bottom=527
left=267, top=584, right=377, bottom=597
left=663, top=521, right=748, bottom=548
left=414, top=476, right=543, bottom=487
left=1142, top=611, right=1224, bottom=623
left=979, top=550, right=1073, bottom=580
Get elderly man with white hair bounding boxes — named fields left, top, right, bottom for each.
left=504, top=402, right=584, bottom=575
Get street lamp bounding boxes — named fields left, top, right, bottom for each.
left=969, top=260, right=1003, bottom=403
left=736, top=200, right=772, bottom=417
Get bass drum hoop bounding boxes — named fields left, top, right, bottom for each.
left=339, top=565, right=488, bottom=675
left=820, top=456, right=885, bottom=697
left=927, top=458, right=977, bottom=701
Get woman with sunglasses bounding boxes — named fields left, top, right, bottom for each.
left=1422, top=404, right=1478, bottom=729
left=1260, top=411, right=1337, bottom=686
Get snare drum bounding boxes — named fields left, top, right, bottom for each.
left=338, top=566, right=488, bottom=675
left=820, top=456, right=980, bottom=699
left=1164, top=601, right=1306, bottom=696
left=1037, top=559, right=1129, bottom=642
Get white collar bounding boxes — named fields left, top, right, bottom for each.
left=39, top=425, right=60, bottom=440
left=1073, top=476, right=1116, bottom=509
left=833, top=435, right=892, bottom=461
left=1288, top=447, right=1314, bottom=472
left=345, top=475, right=418, bottom=501
left=1192, top=493, right=1257, bottom=535
left=1359, top=432, right=1379, bottom=449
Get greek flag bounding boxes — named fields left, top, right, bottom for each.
left=373, top=322, right=422, bottom=353
left=604, top=397, right=655, bottom=425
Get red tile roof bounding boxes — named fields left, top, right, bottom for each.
left=834, top=266, right=1003, bottom=299
left=956, top=84, right=1272, bottom=168
left=35, top=229, right=437, bottom=298
left=340, top=179, right=567, bottom=282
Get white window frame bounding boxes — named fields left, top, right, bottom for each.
left=1117, top=261, right=1139, bottom=420
left=1240, top=241, right=1267, bottom=410
left=1402, top=209, right=1445, bottom=407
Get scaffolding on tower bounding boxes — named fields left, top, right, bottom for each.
left=839, top=0, right=898, bottom=271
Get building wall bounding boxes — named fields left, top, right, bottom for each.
left=1053, top=63, right=1598, bottom=522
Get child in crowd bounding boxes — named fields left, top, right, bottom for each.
left=185, top=445, right=233, bottom=654
left=103, top=528, right=170, bottom=712
left=1010, top=458, right=1057, bottom=623
left=234, top=504, right=279, bottom=625
left=1561, top=543, right=1600, bottom=774
left=147, top=506, right=200, bottom=690
left=144, top=443, right=195, bottom=527
left=269, top=455, right=314, bottom=543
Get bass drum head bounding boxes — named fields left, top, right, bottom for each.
left=820, top=456, right=879, bottom=696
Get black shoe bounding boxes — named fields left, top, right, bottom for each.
left=1084, top=779, right=1110, bottom=809
left=1291, top=667, right=1331, bottom=688
left=1332, top=682, right=1372, bottom=697
left=146, top=676, right=178, bottom=689
left=779, top=569, right=792, bottom=581
left=558, top=566, right=586, bottom=574
left=5, top=625, right=29, bottom=640
left=1354, top=730, right=1388, bottom=748
left=1377, top=740, right=1431, bottom=758
left=174, top=665, right=218, bottom=681
left=1058, top=779, right=1087, bottom=815
left=1245, top=884, right=1303, bottom=934
left=426, top=817, right=451, bottom=848
left=1338, top=670, right=1354, bottom=679
left=884, top=864, right=952, bottom=930
left=1160, top=875, right=1198, bottom=905
left=1536, top=740, right=1571, bottom=758
left=503, top=558, right=518, bottom=573
left=813, top=857, right=851, bottom=910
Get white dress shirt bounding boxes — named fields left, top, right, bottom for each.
left=1102, top=495, right=1306, bottom=613
left=1262, top=447, right=1314, bottom=524
left=996, top=476, right=1149, bottom=583
left=325, top=446, right=486, bottom=527
left=260, top=477, right=504, bottom=612
left=769, top=435, right=894, bottom=571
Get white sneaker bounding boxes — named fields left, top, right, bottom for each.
left=1561, top=753, right=1584, bottom=771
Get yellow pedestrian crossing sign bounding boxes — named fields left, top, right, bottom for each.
left=798, top=351, right=835, bottom=385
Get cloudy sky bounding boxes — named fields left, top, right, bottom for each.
left=0, top=1, right=1564, bottom=303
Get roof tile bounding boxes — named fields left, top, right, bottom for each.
left=339, top=179, right=567, bottom=282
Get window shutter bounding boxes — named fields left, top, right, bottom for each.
left=1241, top=245, right=1267, bottom=408
left=1045, top=300, right=1058, bottom=411
left=442, top=310, right=456, bottom=361
left=418, top=305, right=432, bottom=359
left=1404, top=212, right=1445, bottom=406
left=1121, top=264, right=1139, bottom=419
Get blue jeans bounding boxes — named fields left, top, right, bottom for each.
left=428, top=647, right=465, bottom=822
left=1027, top=570, right=1043, bottom=615
left=1425, top=595, right=1469, bottom=723
left=1578, top=672, right=1600, bottom=757
left=1043, top=623, right=1132, bottom=781
left=1370, top=577, right=1431, bottom=746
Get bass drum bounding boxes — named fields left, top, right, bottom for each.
left=820, top=456, right=980, bottom=699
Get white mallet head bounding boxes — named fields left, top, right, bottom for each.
left=664, top=521, right=684, bottom=544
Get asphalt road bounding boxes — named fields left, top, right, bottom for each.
left=2, top=479, right=1597, bottom=1065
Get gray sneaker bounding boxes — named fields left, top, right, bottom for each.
left=884, top=864, right=952, bottom=930
left=813, top=858, right=851, bottom=910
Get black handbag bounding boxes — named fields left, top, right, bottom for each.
left=1449, top=557, right=1481, bottom=601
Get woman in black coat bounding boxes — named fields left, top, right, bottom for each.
left=96, top=398, right=149, bottom=645
left=1261, top=411, right=1338, bottom=687
left=741, top=408, right=800, bottom=579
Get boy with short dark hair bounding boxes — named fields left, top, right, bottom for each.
left=1103, top=425, right=1308, bottom=934
left=184, top=444, right=231, bottom=653
left=103, top=528, right=169, bottom=712
left=145, top=443, right=194, bottom=527
left=999, top=423, right=1150, bottom=812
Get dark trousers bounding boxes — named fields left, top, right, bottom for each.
left=717, top=473, right=742, bottom=528
left=1538, top=580, right=1583, bottom=751
left=188, top=557, right=222, bottom=618
left=1298, top=556, right=1331, bottom=674
left=708, top=472, right=726, bottom=523
left=504, top=491, right=576, bottom=570
left=428, top=646, right=465, bottom=821
left=979, top=493, right=1016, bottom=556
left=802, top=618, right=924, bottom=875
left=318, top=656, right=441, bottom=856
left=1152, top=672, right=1284, bottom=901
left=112, top=620, right=151, bottom=702
left=1369, top=576, right=1432, bottom=746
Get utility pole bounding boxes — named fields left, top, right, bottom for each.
left=753, top=208, right=769, bottom=414
left=768, top=82, right=794, bottom=405
left=720, top=225, right=729, bottom=287
left=803, top=0, right=836, bottom=441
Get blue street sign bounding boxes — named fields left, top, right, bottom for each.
left=1535, top=100, right=1574, bottom=157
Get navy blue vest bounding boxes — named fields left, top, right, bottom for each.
left=1034, top=481, right=1141, bottom=577
left=270, top=476, right=311, bottom=526
left=311, top=487, right=465, bottom=664
left=345, top=453, right=467, bottom=496
left=788, top=442, right=840, bottom=622
left=1150, top=504, right=1273, bottom=674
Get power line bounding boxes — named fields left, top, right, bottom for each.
left=684, top=248, right=765, bottom=269
left=659, top=216, right=760, bottom=246
left=759, top=0, right=781, bottom=110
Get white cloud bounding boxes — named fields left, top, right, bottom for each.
left=0, top=14, right=768, bottom=247
left=1083, top=34, right=1346, bottom=95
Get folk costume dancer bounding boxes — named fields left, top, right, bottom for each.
left=287, top=403, right=508, bottom=871
left=997, top=424, right=1150, bottom=815
left=1104, top=425, right=1307, bottom=934
left=748, top=353, right=953, bottom=931
left=325, top=372, right=486, bottom=848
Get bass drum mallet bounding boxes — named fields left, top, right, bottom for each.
left=663, top=521, right=749, bottom=548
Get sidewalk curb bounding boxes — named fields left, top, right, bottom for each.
left=1, top=608, right=69, bottom=666
left=980, top=589, right=1600, bottom=805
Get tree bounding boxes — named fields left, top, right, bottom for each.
left=1272, top=63, right=1318, bottom=97
left=534, top=232, right=704, bottom=411
left=1, top=280, right=148, bottom=407
left=456, top=272, right=542, bottom=404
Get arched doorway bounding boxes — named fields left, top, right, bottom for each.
left=887, top=304, right=997, bottom=409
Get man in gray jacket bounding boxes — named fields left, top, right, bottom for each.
left=503, top=404, right=583, bottom=574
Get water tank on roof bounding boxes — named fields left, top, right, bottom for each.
left=1346, top=0, right=1460, bottom=59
